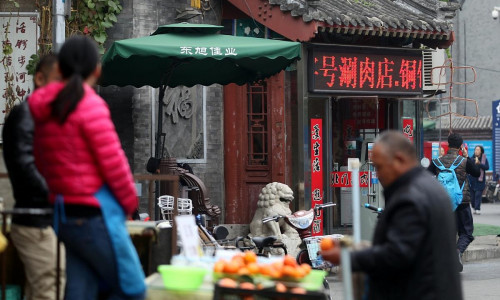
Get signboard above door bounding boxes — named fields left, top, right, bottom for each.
left=308, top=45, right=423, bottom=95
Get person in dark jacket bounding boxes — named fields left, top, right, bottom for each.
left=321, top=131, right=463, bottom=300
left=2, top=54, right=63, bottom=300
left=469, top=145, right=489, bottom=215
left=428, top=133, right=480, bottom=271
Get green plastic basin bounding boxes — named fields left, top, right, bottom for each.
left=157, top=265, right=208, bottom=291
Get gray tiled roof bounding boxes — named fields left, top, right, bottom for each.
left=268, top=0, right=460, bottom=37
left=434, top=116, right=492, bottom=130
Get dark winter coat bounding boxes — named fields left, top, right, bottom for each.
left=468, top=154, right=489, bottom=191
left=350, top=167, right=463, bottom=300
left=2, top=101, right=51, bottom=227
left=428, top=148, right=480, bottom=204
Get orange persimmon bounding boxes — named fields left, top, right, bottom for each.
left=218, top=278, right=238, bottom=288
left=320, top=237, right=336, bottom=251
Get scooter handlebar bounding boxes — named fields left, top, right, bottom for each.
left=262, top=215, right=283, bottom=223
left=364, top=203, right=383, bottom=213
left=314, top=202, right=336, bottom=212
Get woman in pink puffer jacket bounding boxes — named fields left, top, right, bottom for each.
left=29, top=36, right=145, bottom=300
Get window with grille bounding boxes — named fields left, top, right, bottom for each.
left=247, top=82, right=268, bottom=166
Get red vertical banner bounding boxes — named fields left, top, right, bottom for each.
left=310, top=119, right=324, bottom=236
left=402, top=118, right=414, bottom=142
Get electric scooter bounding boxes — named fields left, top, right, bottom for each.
left=262, top=202, right=338, bottom=266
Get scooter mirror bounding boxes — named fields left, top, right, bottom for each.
left=420, top=157, right=430, bottom=168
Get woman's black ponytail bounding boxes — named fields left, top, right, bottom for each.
left=51, top=36, right=99, bottom=124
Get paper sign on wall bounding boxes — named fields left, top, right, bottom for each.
left=0, top=13, right=38, bottom=141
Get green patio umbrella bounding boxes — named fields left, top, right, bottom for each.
left=101, top=23, right=301, bottom=88
left=101, top=23, right=301, bottom=159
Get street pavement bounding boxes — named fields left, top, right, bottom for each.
left=328, top=258, right=500, bottom=300
left=472, top=202, right=500, bottom=227
left=327, top=203, right=500, bottom=299
left=463, top=203, right=500, bottom=262
left=462, top=258, right=500, bottom=300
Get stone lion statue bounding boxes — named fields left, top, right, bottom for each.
left=249, top=182, right=301, bottom=256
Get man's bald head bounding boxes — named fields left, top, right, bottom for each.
left=372, top=131, right=418, bottom=188
left=375, top=131, right=417, bottom=162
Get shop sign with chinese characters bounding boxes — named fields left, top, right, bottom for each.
left=1, top=13, right=38, bottom=139
left=308, top=45, right=423, bottom=95
left=310, top=118, right=324, bottom=236
left=330, top=172, right=370, bottom=188
left=179, top=46, right=237, bottom=57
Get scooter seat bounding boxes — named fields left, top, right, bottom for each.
left=252, top=236, right=277, bottom=249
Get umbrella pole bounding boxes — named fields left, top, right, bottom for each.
left=156, top=85, right=166, bottom=160
left=154, top=85, right=166, bottom=220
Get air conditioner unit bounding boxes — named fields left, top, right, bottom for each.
left=422, top=49, right=446, bottom=94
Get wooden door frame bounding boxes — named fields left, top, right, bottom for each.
left=223, top=72, right=289, bottom=224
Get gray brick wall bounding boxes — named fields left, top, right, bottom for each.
left=452, top=0, right=500, bottom=117
left=101, top=0, right=225, bottom=218
left=0, top=0, right=225, bottom=217
left=0, top=0, right=35, bottom=11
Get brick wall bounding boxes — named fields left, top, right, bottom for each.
left=0, top=0, right=35, bottom=11
left=0, top=0, right=225, bottom=216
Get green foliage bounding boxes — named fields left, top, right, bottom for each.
left=7, top=0, right=20, bottom=9
left=445, top=48, right=451, bottom=59
left=68, top=0, right=123, bottom=54
left=26, top=54, right=39, bottom=76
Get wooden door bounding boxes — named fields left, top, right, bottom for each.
left=224, top=72, right=289, bottom=224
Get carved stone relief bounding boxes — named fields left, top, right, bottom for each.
left=162, top=86, right=204, bottom=159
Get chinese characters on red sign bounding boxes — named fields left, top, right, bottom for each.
left=402, top=118, right=414, bottom=142
left=310, top=119, right=323, bottom=236
left=330, top=172, right=370, bottom=188
left=309, top=46, right=423, bottom=95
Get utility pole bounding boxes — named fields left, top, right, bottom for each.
left=52, top=0, right=65, bottom=52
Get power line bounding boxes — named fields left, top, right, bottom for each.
left=467, top=65, right=500, bottom=74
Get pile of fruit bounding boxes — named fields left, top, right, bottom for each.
left=213, top=251, right=312, bottom=280
left=218, top=277, right=306, bottom=295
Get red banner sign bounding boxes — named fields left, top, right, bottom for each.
left=402, top=118, right=414, bottom=142
left=330, top=172, right=370, bottom=188
left=310, top=119, right=323, bottom=236
left=309, top=45, right=422, bottom=95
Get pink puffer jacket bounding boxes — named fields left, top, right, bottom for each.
left=29, top=82, right=137, bottom=215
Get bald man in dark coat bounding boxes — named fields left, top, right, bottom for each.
left=322, top=131, right=462, bottom=300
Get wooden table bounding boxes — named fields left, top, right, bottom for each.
left=133, top=174, right=179, bottom=257
left=146, top=271, right=330, bottom=300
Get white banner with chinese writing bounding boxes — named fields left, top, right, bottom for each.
left=1, top=12, right=38, bottom=141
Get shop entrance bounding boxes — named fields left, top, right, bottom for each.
left=330, top=97, right=401, bottom=240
